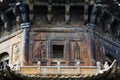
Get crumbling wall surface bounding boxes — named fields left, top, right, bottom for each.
left=0, top=30, right=23, bottom=66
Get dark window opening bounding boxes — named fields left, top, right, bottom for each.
left=52, top=0, right=66, bottom=3
left=6, top=60, right=9, bottom=64
left=33, top=6, right=48, bottom=27
left=52, top=6, right=65, bottom=21
left=0, top=52, right=9, bottom=70
left=53, top=45, right=64, bottom=58
left=33, top=5, right=47, bottom=14
left=70, top=6, right=84, bottom=21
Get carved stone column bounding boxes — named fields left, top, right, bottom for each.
left=66, top=39, right=70, bottom=66
left=21, top=23, right=30, bottom=66
left=15, top=1, right=31, bottom=66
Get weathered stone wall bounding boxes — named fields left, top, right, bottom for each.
left=28, top=28, right=94, bottom=66
left=0, top=30, right=24, bottom=66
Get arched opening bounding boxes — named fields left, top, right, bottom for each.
left=0, top=52, right=9, bottom=69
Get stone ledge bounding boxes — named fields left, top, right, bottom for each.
left=0, top=30, right=22, bottom=43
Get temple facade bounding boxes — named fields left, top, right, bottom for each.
left=0, top=0, right=120, bottom=79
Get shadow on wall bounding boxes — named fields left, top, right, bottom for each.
left=0, top=52, right=9, bottom=66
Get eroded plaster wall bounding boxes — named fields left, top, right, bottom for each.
left=0, top=30, right=24, bottom=66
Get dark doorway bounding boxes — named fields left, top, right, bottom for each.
left=53, top=45, right=64, bottom=58
left=0, top=52, right=9, bottom=69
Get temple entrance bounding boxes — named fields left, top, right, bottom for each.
left=0, top=52, right=9, bottom=69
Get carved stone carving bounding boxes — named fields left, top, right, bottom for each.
left=73, top=42, right=80, bottom=59
left=70, top=41, right=84, bottom=60
left=95, top=40, right=102, bottom=62
left=33, top=41, right=46, bottom=62
left=13, top=1, right=30, bottom=23
left=12, top=43, right=20, bottom=65
left=95, top=39, right=112, bottom=64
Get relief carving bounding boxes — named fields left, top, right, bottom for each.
left=70, top=41, right=84, bottom=60
left=12, top=43, right=20, bottom=65
left=33, top=41, right=46, bottom=61
left=95, top=39, right=104, bottom=62
left=73, top=42, right=80, bottom=59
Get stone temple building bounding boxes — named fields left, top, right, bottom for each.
left=0, top=0, right=120, bottom=79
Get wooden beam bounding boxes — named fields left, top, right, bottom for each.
left=25, top=0, right=34, bottom=20
left=33, top=1, right=84, bottom=6
left=47, top=1, right=52, bottom=24
left=84, top=0, right=89, bottom=24
left=65, top=0, right=70, bottom=24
